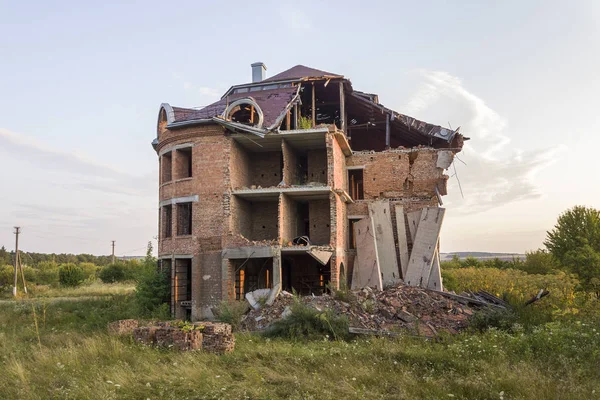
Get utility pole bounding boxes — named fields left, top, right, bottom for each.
left=111, top=240, right=115, bottom=264
left=13, top=227, right=20, bottom=297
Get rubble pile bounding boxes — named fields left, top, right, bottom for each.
left=127, top=321, right=235, bottom=353
left=240, top=283, right=478, bottom=336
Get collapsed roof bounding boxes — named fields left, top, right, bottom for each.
left=158, top=65, right=465, bottom=150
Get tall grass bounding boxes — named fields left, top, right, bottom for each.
left=0, top=293, right=598, bottom=399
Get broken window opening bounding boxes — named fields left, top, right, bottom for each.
left=229, top=104, right=259, bottom=125
left=176, top=147, right=192, bottom=179
left=161, top=152, right=172, bottom=183
left=177, top=202, right=192, bottom=236
left=281, top=255, right=330, bottom=295
left=348, top=169, right=364, bottom=200
left=233, top=258, right=273, bottom=300
left=163, top=205, right=173, bottom=238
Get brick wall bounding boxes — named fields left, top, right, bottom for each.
left=229, top=140, right=250, bottom=189
left=251, top=201, right=279, bottom=241
left=307, top=149, right=327, bottom=184
left=279, top=194, right=298, bottom=244
left=346, top=148, right=445, bottom=199
left=281, top=139, right=298, bottom=186
left=309, top=199, right=331, bottom=245
left=230, top=195, right=252, bottom=239
left=249, top=151, right=282, bottom=188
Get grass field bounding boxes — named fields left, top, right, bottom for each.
left=0, top=292, right=599, bottom=399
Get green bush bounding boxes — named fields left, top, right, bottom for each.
left=135, top=267, right=170, bottom=318
left=519, top=249, right=559, bottom=275
left=78, top=262, right=99, bottom=281
left=213, top=300, right=250, bottom=331
left=0, top=265, right=14, bottom=292
left=36, top=261, right=59, bottom=285
left=98, top=263, right=126, bottom=283
left=58, top=263, right=85, bottom=287
left=265, top=300, right=350, bottom=341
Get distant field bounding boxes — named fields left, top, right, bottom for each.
left=0, top=285, right=598, bottom=399
left=440, top=252, right=526, bottom=261
left=0, top=281, right=135, bottom=300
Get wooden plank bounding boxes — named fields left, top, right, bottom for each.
left=339, top=81, right=346, bottom=132
left=432, top=290, right=506, bottom=309
left=311, top=83, right=316, bottom=128
left=404, top=207, right=445, bottom=287
left=368, top=200, right=400, bottom=286
left=385, top=113, right=390, bottom=148
left=394, top=205, right=410, bottom=279
left=351, top=217, right=382, bottom=290
left=407, top=210, right=422, bottom=242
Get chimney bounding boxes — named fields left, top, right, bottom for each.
left=251, top=62, right=267, bottom=83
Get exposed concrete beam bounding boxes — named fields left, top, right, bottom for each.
left=221, top=246, right=277, bottom=259
left=159, top=195, right=199, bottom=207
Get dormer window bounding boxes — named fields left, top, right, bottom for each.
left=223, top=98, right=264, bottom=128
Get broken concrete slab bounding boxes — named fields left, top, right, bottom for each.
left=245, top=288, right=271, bottom=310
left=436, top=150, right=454, bottom=169
left=368, top=200, right=400, bottom=286
left=394, top=205, right=410, bottom=279
left=427, top=251, right=443, bottom=291
left=351, top=217, right=383, bottom=290
left=307, top=247, right=333, bottom=265
left=404, top=207, right=445, bottom=288
left=407, top=210, right=422, bottom=242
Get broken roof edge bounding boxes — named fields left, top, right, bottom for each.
left=348, top=92, right=460, bottom=144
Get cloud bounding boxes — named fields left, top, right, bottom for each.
left=0, top=128, right=125, bottom=178
left=400, top=70, right=565, bottom=214
left=0, top=128, right=156, bottom=197
left=0, top=128, right=158, bottom=254
left=279, top=4, right=313, bottom=34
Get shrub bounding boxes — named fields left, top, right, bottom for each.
left=519, top=249, right=559, bottom=275
left=0, top=265, right=14, bottom=292
left=79, top=262, right=99, bottom=281
left=135, top=267, right=170, bottom=318
left=265, top=300, right=350, bottom=341
left=36, top=261, right=59, bottom=285
left=443, top=267, right=580, bottom=314
left=58, top=263, right=85, bottom=287
left=213, top=300, right=250, bottom=331
left=98, top=263, right=126, bottom=283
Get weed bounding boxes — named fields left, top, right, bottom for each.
left=213, top=300, right=249, bottom=331
left=264, top=300, right=350, bottom=341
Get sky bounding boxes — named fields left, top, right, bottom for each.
left=0, top=0, right=599, bottom=256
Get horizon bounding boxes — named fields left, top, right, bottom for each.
left=1, top=1, right=599, bottom=256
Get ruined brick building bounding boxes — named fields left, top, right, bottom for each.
left=154, top=63, right=465, bottom=319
